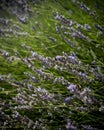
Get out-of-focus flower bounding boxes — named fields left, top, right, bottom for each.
left=67, top=84, right=77, bottom=93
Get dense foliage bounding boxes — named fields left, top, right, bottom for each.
left=0, top=0, right=104, bottom=129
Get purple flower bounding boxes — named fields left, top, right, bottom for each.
left=55, top=55, right=63, bottom=61
left=68, top=55, right=78, bottom=64
left=65, top=97, right=71, bottom=103
left=67, top=84, right=77, bottom=93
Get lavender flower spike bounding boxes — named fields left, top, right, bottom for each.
left=67, top=84, right=77, bottom=93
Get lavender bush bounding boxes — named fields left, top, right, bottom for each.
left=0, top=0, right=104, bottom=129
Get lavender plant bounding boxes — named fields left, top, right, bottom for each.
left=0, top=0, right=104, bottom=129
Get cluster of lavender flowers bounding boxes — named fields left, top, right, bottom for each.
left=72, top=0, right=98, bottom=17
left=0, top=17, right=29, bottom=38
left=0, top=1, right=104, bottom=129
left=0, top=98, right=46, bottom=130
left=0, top=43, right=104, bottom=129
left=54, top=12, right=92, bottom=43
